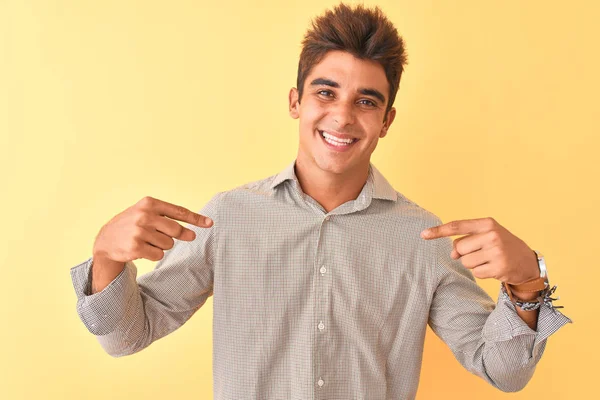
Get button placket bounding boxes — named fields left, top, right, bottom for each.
left=314, top=214, right=332, bottom=394
left=314, top=211, right=337, bottom=394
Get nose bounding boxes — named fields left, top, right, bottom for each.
left=330, top=100, right=356, bottom=128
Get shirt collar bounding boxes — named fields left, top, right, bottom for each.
left=269, top=159, right=397, bottom=202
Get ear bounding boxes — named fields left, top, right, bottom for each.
left=380, top=107, right=396, bottom=138
left=289, top=87, right=300, bottom=119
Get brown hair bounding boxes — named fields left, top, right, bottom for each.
left=296, top=2, right=408, bottom=121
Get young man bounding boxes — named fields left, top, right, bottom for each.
left=70, top=3, right=571, bottom=399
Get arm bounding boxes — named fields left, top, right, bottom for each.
left=69, top=192, right=222, bottom=357
left=427, top=234, right=572, bottom=392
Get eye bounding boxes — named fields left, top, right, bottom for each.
left=317, top=90, right=333, bottom=97
left=358, top=99, right=377, bottom=107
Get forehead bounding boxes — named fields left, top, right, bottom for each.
left=305, top=50, right=388, bottom=95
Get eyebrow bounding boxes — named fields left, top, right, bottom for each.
left=309, top=77, right=386, bottom=105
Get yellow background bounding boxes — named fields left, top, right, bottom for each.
left=1, top=0, right=596, bottom=398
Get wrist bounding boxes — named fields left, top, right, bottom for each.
left=510, top=289, right=539, bottom=301
left=510, top=249, right=546, bottom=300
left=501, top=249, right=565, bottom=313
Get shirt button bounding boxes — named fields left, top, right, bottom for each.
left=318, top=378, right=324, bottom=387
left=320, top=266, right=327, bottom=274
left=324, top=216, right=330, bottom=221
left=318, top=321, right=325, bottom=330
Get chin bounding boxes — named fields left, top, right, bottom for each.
left=313, top=156, right=354, bottom=175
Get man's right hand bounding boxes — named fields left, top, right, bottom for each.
left=89, top=196, right=214, bottom=293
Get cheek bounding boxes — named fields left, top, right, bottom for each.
left=363, top=118, right=385, bottom=139
left=360, top=128, right=384, bottom=151
left=299, top=102, right=325, bottom=126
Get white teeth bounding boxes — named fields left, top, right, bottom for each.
left=322, top=131, right=355, bottom=144
left=324, top=137, right=349, bottom=146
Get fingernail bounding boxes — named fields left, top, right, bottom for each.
left=205, top=217, right=213, bottom=225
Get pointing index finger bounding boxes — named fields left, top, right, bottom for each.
left=150, top=197, right=213, bottom=228
left=420, top=218, right=486, bottom=239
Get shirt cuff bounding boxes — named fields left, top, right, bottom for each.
left=483, top=288, right=573, bottom=354
left=69, top=256, right=138, bottom=336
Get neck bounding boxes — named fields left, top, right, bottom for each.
left=294, top=156, right=370, bottom=213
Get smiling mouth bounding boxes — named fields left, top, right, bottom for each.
left=318, top=130, right=359, bottom=147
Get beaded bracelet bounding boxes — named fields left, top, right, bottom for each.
left=500, top=283, right=564, bottom=313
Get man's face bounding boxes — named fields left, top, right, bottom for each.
left=289, top=50, right=396, bottom=176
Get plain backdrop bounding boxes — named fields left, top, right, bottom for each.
left=1, top=0, right=597, bottom=398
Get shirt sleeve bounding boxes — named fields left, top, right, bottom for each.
left=69, top=192, right=222, bottom=357
left=427, top=231, right=572, bottom=392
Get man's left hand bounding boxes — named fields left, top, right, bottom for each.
left=420, top=217, right=539, bottom=285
